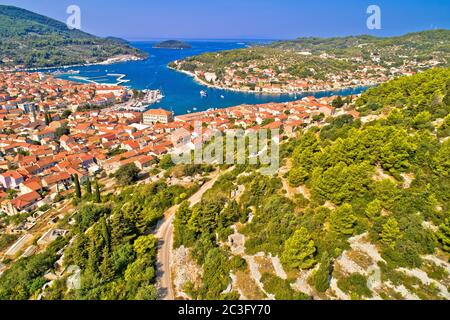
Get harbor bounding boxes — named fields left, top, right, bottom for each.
left=51, top=41, right=370, bottom=115
left=106, top=89, right=165, bottom=112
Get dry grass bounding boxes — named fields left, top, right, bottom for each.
left=332, top=261, right=348, bottom=280
left=347, top=249, right=373, bottom=269
left=377, top=285, right=405, bottom=300
left=254, top=256, right=276, bottom=276
left=285, top=269, right=301, bottom=282
left=235, top=270, right=266, bottom=300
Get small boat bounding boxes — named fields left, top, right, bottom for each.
left=220, top=95, right=225, bottom=99
left=200, top=90, right=208, bottom=97
left=193, top=107, right=197, bottom=111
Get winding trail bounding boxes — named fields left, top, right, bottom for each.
left=155, top=170, right=225, bottom=300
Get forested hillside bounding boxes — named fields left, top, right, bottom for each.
left=172, top=68, right=450, bottom=300
left=0, top=180, right=193, bottom=300
left=0, top=5, right=145, bottom=69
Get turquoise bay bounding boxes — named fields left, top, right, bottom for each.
left=54, top=41, right=369, bottom=115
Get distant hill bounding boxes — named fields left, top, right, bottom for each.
left=104, top=36, right=131, bottom=45
left=154, top=40, right=192, bottom=49
left=0, top=5, right=147, bottom=69
left=270, top=29, right=450, bottom=60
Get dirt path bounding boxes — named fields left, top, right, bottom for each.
left=155, top=170, right=226, bottom=300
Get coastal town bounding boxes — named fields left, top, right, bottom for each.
left=0, top=1, right=449, bottom=305
left=0, top=70, right=360, bottom=268
left=172, top=43, right=446, bottom=94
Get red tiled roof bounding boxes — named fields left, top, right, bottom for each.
left=144, top=108, right=173, bottom=116
left=11, top=191, right=41, bottom=210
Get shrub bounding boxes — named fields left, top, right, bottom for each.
left=337, top=273, right=372, bottom=299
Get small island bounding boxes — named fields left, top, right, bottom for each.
left=153, top=40, right=192, bottom=49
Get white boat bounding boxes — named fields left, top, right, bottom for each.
left=220, top=95, right=225, bottom=99
left=200, top=90, right=208, bottom=97
left=142, top=89, right=165, bottom=104
left=193, top=107, right=197, bottom=111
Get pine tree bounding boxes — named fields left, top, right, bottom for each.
left=110, top=210, right=136, bottom=248
left=174, top=201, right=194, bottom=248
left=94, top=179, right=101, bottom=203
left=380, top=218, right=402, bottom=249
left=68, top=233, right=88, bottom=268
left=219, top=200, right=239, bottom=229
left=437, top=215, right=450, bottom=252
left=365, top=199, right=382, bottom=218
left=288, top=166, right=309, bottom=187
left=331, top=203, right=357, bottom=236
left=281, top=227, right=317, bottom=270
left=73, top=174, right=81, bottom=199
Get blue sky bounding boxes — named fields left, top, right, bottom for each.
left=1, top=0, right=449, bottom=40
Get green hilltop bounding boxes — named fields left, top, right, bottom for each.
left=271, top=29, right=450, bottom=62
left=0, top=5, right=146, bottom=69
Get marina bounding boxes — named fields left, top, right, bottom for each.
left=109, top=89, right=165, bottom=112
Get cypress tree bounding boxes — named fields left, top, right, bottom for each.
left=85, top=177, right=92, bottom=195
left=73, top=174, right=81, bottom=199
left=99, top=246, right=115, bottom=282
left=94, top=179, right=101, bottom=203
left=100, top=217, right=111, bottom=250
left=45, top=112, right=52, bottom=125
left=332, top=96, right=344, bottom=108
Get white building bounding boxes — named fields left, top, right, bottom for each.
left=143, top=108, right=174, bottom=124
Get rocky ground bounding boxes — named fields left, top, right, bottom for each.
left=170, top=165, right=450, bottom=301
